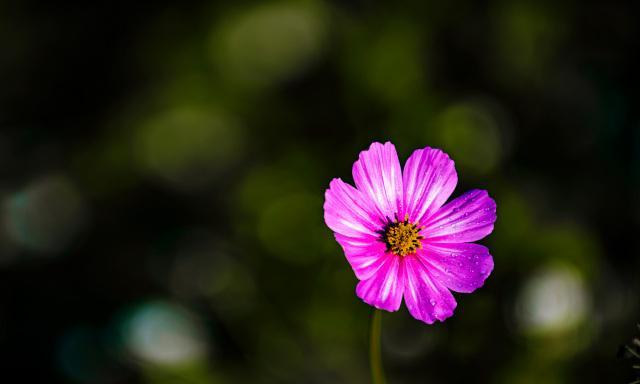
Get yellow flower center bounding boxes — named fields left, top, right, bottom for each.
left=384, top=215, right=423, bottom=256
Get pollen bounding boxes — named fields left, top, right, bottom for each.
left=384, top=215, right=424, bottom=256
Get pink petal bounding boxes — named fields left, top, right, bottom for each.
left=403, top=255, right=457, bottom=324
left=356, top=253, right=405, bottom=312
left=416, top=243, right=493, bottom=293
left=402, top=147, right=457, bottom=224
left=334, top=233, right=388, bottom=280
left=324, top=178, right=386, bottom=239
left=324, top=166, right=398, bottom=285
left=352, top=142, right=403, bottom=222
left=422, top=189, right=496, bottom=243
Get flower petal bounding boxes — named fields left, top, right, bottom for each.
left=402, top=147, right=457, bottom=224
left=416, top=243, right=493, bottom=293
left=324, top=178, right=386, bottom=239
left=352, top=142, right=403, bottom=222
left=356, top=254, right=404, bottom=312
left=403, top=255, right=457, bottom=324
left=422, top=189, right=496, bottom=243
left=334, top=233, right=388, bottom=280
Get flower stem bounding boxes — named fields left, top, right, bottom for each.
left=370, top=309, right=386, bottom=384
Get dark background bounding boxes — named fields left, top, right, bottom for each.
left=0, top=0, right=639, bottom=383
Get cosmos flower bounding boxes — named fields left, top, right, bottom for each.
left=324, top=142, right=496, bottom=324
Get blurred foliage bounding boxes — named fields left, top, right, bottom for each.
left=0, top=0, right=638, bottom=383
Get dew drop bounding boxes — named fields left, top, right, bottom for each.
left=429, top=299, right=436, bottom=306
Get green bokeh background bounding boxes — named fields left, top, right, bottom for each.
left=0, top=0, right=638, bottom=382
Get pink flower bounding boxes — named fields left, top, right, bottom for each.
left=324, top=142, right=496, bottom=324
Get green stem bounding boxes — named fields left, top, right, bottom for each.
left=370, top=309, right=387, bottom=384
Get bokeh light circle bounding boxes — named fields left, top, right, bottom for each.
left=212, top=1, right=328, bottom=89
left=135, top=107, right=243, bottom=190
left=432, top=101, right=504, bottom=175
left=515, top=264, right=591, bottom=335
left=122, top=301, right=208, bottom=366
left=3, top=175, right=88, bottom=254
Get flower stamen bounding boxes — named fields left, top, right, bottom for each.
left=383, top=215, right=424, bottom=256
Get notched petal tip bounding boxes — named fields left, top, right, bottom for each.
left=483, top=255, right=495, bottom=280
left=352, top=141, right=403, bottom=221
left=475, top=189, right=497, bottom=211
left=419, top=146, right=449, bottom=158
left=407, top=297, right=458, bottom=325
left=355, top=254, right=405, bottom=312
left=365, top=299, right=402, bottom=313
left=356, top=142, right=399, bottom=167
left=402, top=146, right=458, bottom=223
left=422, top=188, right=497, bottom=243
left=417, top=243, right=494, bottom=295
left=325, top=177, right=345, bottom=195
left=324, top=177, right=386, bottom=238
left=334, top=232, right=388, bottom=281
left=403, top=256, right=458, bottom=324
left=368, top=140, right=394, bottom=149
